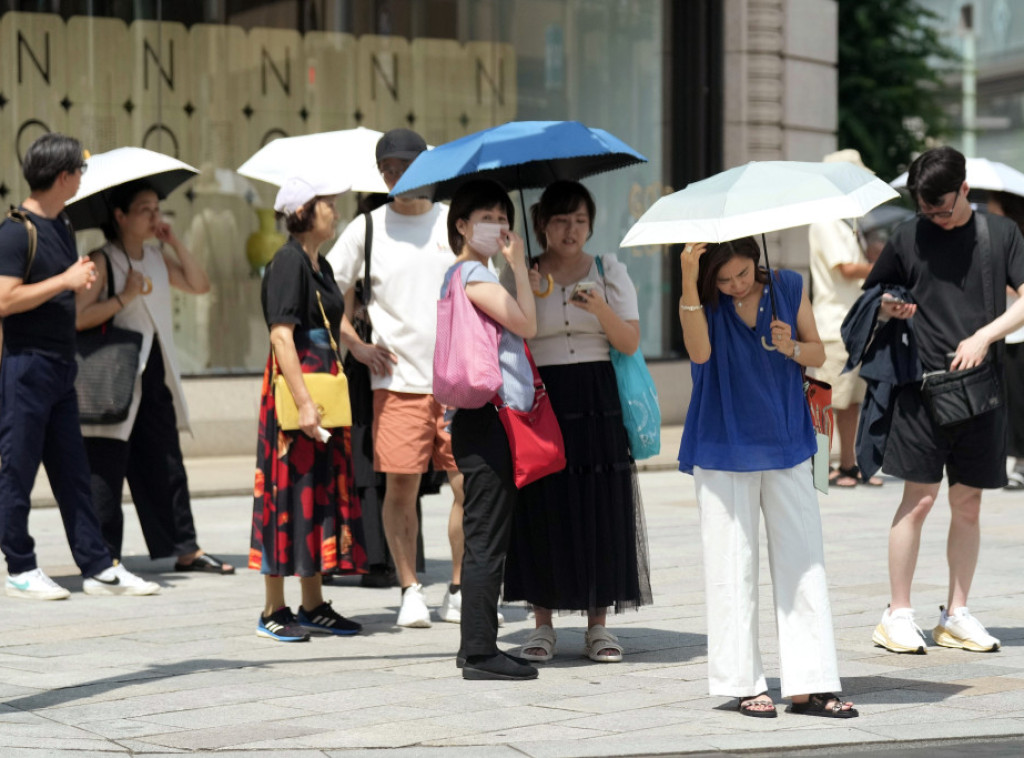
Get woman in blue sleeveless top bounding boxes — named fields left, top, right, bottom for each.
left=678, top=237, right=857, bottom=720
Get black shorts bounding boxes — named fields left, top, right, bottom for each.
left=884, top=384, right=1007, bottom=489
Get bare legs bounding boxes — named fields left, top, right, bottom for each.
left=382, top=470, right=466, bottom=589
left=263, top=574, right=325, bottom=616
left=887, top=480, right=982, bottom=613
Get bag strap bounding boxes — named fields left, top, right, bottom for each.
left=315, top=290, right=345, bottom=372
left=5, top=208, right=37, bottom=281
left=975, top=211, right=1004, bottom=364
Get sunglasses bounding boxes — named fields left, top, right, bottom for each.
left=917, top=192, right=958, bottom=220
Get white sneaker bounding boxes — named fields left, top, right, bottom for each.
left=396, top=583, right=431, bottom=628
left=83, top=562, right=161, bottom=596
left=5, top=568, right=70, bottom=600
left=933, top=606, right=1000, bottom=652
left=438, top=589, right=504, bottom=626
left=872, top=606, right=927, bottom=654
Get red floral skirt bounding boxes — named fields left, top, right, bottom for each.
left=249, top=334, right=367, bottom=577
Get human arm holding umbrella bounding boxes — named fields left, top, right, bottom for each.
left=769, top=288, right=826, bottom=369
left=678, top=243, right=711, bottom=363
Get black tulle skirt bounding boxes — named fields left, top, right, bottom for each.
left=502, top=360, right=652, bottom=613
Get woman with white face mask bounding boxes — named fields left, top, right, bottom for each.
left=500, top=180, right=651, bottom=665
left=441, top=179, right=539, bottom=680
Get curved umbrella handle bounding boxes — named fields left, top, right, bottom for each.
left=761, top=336, right=777, bottom=352
left=533, top=273, right=555, bottom=298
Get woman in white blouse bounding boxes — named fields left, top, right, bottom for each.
left=75, top=180, right=231, bottom=575
left=501, top=181, right=651, bottom=663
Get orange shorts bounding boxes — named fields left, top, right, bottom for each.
left=372, top=390, right=456, bottom=474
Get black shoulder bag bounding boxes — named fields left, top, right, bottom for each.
left=921, top=213, right=1005, bottom=427
left=75, top=252, right=144, bottom=424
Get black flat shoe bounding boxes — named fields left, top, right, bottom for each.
left=456, top=650, right=530, bottom=669
left=174, top=553, right=235, bottom=574
left=462, top=653, right=538, bottom=680
left=737, top=694, right=777, bottom=719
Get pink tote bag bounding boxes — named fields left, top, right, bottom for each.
left=433, top=263, right=504, bottom=408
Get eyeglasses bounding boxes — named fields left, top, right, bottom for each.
left=917, top=192, right=958, bottom=220
left=74, top=163, right=88, bottom=175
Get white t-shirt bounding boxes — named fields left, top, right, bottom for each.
left=327, top=203, right=454, bottom=393
left=809, top=218, right=868, bottom=342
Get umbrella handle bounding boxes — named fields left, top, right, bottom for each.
left=532, top=273, right=555, bottom=298
left=761, top=336, right=778, bottom=352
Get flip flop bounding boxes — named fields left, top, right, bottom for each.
left=174, top=553, right=235, bottom=574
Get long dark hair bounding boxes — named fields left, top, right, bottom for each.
left=697, top=236, right=769, bottom=308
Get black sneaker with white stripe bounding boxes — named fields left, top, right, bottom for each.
left=298, top=601, right=362, bottom=636
left=257, top=606, right=311, bottom=642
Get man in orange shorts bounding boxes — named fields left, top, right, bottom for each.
left=328, top=129, right=468, bottom=628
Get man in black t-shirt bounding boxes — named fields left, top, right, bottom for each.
left=0, top=133, right=159, bottom=600
left=864, top=147, right=1024, bottom=656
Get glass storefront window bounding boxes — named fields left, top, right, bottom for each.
left=1, top=0, right=665, bottom=373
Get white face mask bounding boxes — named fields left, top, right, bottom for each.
left=468, top=221, right=508, bottom=257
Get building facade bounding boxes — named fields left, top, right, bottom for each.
left=0, top=0, right=839, bottom=450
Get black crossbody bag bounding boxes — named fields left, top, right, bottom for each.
left=921, top=213, right=1004, bottom=427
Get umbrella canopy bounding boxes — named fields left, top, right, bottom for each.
left=620, top=160, right=899, bottom=247
left=238, top=126, right=389, bottom=194
left=65, top=147, right=199, bottom=231
left=891, top=157, right=1024, bottom=197
left=388, top=120, right=647, bottom=201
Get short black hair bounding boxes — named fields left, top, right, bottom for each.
left=697, top=236, right=769, bottom=309
left=907, top=146, right=966, bottom=207
left=22, top=133, right=84, bottom=192
left=447, top=179, right=515, bottom=254
left=102, top=180, right=159, bottom=241
left=530, top=180, right=596, bottom=249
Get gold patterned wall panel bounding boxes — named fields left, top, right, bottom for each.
left=125, top=20, right=193, bottom=162
left=302, top=30, right=359, bottom=135
left=0, top=12, right=69, bottom=201
left=411, top=38, right=469, bottom=145
left=66, top=17, right=130, bottom=158
left=241, top=27, right=305, bottom=160
left=464, top=41, right=517, bottom=133
left=190, top=23, right=249, bottom=173
left=354, top=34, right=413, bottom=134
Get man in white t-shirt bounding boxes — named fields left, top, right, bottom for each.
left=327, top=129, right=464, bottom=629
left=807, top=149, right=880, bottom=488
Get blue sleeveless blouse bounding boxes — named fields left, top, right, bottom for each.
left=678, top=268, right=816, bottom=474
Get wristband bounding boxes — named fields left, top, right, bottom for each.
left=679, top=303, right=703, bottom=312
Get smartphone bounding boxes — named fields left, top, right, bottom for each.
left=881, top=293, right=906, bottom=305
left=571, top=281, right=596, bottom=302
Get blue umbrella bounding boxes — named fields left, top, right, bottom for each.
left=390, top=120, right=646, bottom=201
left=389, top=120, right=646, bottom=264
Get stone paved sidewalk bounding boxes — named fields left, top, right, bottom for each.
left=3, top=465, right=1024, bottom=757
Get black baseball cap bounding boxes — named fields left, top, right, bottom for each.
left=376, top=128, right=427, bottom=164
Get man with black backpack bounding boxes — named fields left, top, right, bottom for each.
left=0, top=133, right=159, bottom=600
left=865, top=146, right=1024, bottom=655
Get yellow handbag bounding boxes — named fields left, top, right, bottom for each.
left=273, top=292, right=352, bottom=431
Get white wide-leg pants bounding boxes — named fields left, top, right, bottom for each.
left=694, top=461, right=841, bottom=698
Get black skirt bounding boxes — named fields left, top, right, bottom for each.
left=503, top=360, right=652, bottom=613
